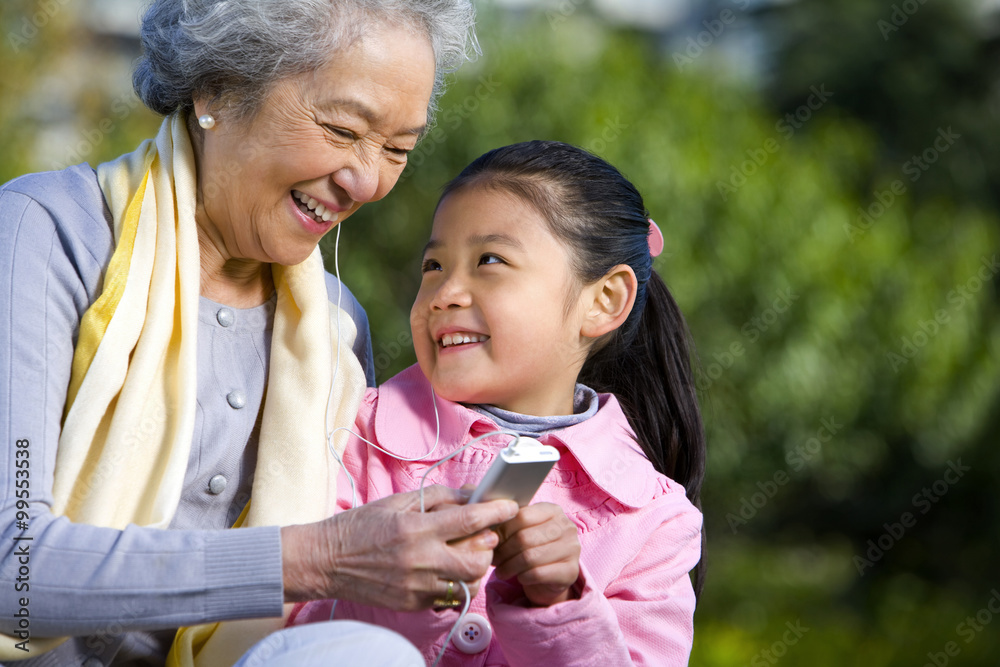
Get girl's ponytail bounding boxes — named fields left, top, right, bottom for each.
left=581, top=271, right=705, bottom=504
left=578, top=270, right=706, bottom=596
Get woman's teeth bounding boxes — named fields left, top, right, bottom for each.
left=293, top=190, right=338, bottom=223
left=440, top=333, right=489, bottom=348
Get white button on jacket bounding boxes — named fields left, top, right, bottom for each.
left=451, top=613, right=492, bottom=654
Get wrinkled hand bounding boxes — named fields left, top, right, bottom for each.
left=281, top=485, right=518, bottom=611
left=493, top=502, right=581, bottom=607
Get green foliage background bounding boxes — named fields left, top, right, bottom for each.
left=3, top=0, right=999, bottom=664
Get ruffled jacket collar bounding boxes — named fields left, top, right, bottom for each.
left=370, top=365, right=670, bottom=508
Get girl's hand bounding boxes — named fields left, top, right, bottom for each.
left=492, top=502, right=581, bottom=607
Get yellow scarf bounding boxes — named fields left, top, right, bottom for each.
left=0, top=113, right=366, bottom=662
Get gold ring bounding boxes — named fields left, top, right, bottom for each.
left=433, top=580, right=462, bottom=609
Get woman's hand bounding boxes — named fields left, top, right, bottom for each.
left=281, top=485, right=518, bottom=610
left=492, top=502, right=581, bottom=607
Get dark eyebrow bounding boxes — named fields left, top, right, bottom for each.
left=422, top=239, right=440, bottom=256
left=319, top=98, right=426, bottom=138
left=468, top=233, right=524, bottom=249
left=421, top=233, right=523, bottom=257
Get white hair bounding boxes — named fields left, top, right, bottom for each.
left=133, top=0, right=478, bottom=124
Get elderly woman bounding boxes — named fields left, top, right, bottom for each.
left=0, top=1, right=517, bottom=665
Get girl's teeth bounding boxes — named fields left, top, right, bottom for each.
left=441, top=333, right=488, bottom=347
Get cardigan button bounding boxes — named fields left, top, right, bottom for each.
left=208, top=474, right=228, bottom=495
left=451, top=612, right=491, bottom=654
left=216, top=308, right=235, bottom=327
left=226, top=390, right=246, bottom=409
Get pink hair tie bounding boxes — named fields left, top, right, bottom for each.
left=647, top=218, right=664, bottom=257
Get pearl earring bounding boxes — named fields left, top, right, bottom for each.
left=198, top=114, right=216, bottom=130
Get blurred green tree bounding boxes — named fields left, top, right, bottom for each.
left=1, top=0, right=56, bottom=184
left=761, top=0, right=1000, bottom=209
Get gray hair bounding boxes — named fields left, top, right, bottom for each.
left=133, top=0, right=478, bottom=125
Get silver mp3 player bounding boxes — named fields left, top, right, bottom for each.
left=467, top=437, right=560, bottom=507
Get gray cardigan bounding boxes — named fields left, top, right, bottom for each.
left=0, top=164, right=375, bottom=666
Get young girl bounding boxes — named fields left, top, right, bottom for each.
left=288, top=141, right=706, bottom=665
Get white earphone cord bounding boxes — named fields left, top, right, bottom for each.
left=324, top=225, right=519, bottom=663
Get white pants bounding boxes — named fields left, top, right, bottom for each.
left=232, top=621, right=424, bottom=667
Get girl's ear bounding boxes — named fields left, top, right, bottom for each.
left=580, top=264, right=638, bottom=339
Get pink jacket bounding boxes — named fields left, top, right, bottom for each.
left=289, top=365, right=702, bottom=666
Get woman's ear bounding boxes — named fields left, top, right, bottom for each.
left=192, top=98, right=209, bottom=119
left=580, top=264, right=638, bottom=339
